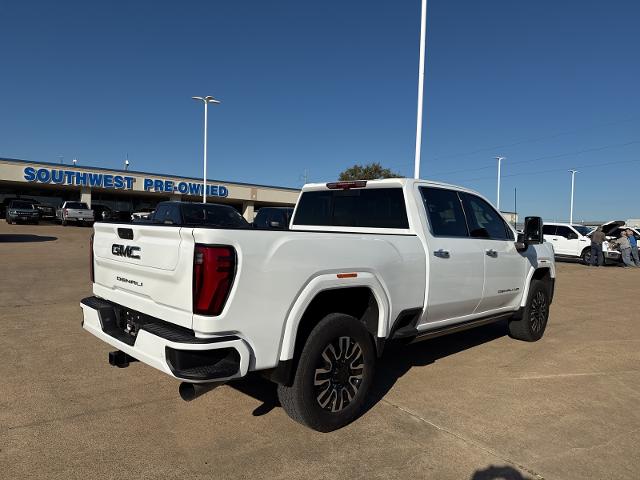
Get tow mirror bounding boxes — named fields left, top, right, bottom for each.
left=522, top=216, right=543, bottom=245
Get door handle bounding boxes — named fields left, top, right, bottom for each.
left=552, top=238, right=558, bottom=241
left=485, top=249, right=498, bottom=257
left=434, top=249, right=450, bottom=258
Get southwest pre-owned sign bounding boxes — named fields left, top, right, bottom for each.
left=23, top=166, right=229, bottom=197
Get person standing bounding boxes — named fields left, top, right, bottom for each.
left=590, top=226, right=606, bottom=266
left=626, top=229, right=640, bottom=266
left=616, top=230, right=635, bottom=267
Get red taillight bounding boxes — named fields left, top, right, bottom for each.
left=89, top=232, right=95, bottom=283
left=193, top=245, right=236, bottom=316
left=64, top=208, right=68, bottom=216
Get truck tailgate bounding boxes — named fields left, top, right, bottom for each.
left=67, top=209, right=93, bottom=219
left=92, top=223, right=195, bottom=328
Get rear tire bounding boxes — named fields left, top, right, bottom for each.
left=277, top=313, right=375, bottom=432
left=508, top=279, right=550, bottom=342
left=62, top=219, right=67, bottom=226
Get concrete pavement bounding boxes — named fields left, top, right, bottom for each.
left=1, top=221, right=639, bottom=479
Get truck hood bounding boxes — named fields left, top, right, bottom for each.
left=9, top=208, right=38, bottom=214
left=599, top=220, right=625, bottom=236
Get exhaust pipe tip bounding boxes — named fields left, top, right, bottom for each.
left=179, top=381, right=222, bottom=402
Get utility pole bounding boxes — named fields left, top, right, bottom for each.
left=496, top=156, right=505, bottom=210
left=514, top=187, right=517, bottom=229
left=569, top=169, right=578, bottom=224
left=413, top=0, right=428, bottom=179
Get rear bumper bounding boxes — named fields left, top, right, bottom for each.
left=80, top=296, right=251, bottom=383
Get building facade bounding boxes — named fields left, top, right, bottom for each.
left=0, top=158, right=299, bottom=220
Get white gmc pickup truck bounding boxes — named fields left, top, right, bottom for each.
left=81, top=179, right=555, bottom=431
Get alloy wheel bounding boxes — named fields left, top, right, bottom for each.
left=313, top=336, right=364, bottom=412
left=530, top=291, right=548, bottom=333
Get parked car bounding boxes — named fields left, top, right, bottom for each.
left=0, top=197, right=12, bottom=217
left=5, top=200, right=40, bottom=224
left=91, top=204, right=112, bottom=221
left=253, top=207, right=294, bottom=230
left=1, top=197, right=56, bottom=220
left=143, top=201, right=250, bottom=228
left=91, top=204, right=130, bottom=222
left=131, top=208, right=155, bottom=221
left=589, top=221, right=640, bottom=261
left=82, top=178, right=555, bottom=432
left=32, top=200, right=56, bottom=220
left=542, top=222, right=621, bottom=264
left=56, top=201, right=95, bottom=226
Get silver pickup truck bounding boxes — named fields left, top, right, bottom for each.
left=57, top=201, right=95, bottom=226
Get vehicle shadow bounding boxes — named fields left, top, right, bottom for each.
left=228, top=321, right=508, bottom=419
left=471, top=465, right=533, bottom=480
left=363, top=320, right=508, bottom=416
left=0, top=234, right=58, bottom=243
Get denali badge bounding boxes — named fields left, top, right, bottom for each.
left=117, top=276, right=143, bottom=287
left=112, top=244, right=141, bottom=259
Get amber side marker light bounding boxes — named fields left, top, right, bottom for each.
left=337, top=273, right=358, bottom=279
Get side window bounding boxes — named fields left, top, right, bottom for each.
left=556, top=226, right=575, bottom=239
left=543, top=225, right=557, bottom=235
left=460, top=193, right=514, bottom=240
left=420, top=187, right=468, bottom=238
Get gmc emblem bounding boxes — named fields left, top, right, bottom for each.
left=112, top=244, right=141, bottom=259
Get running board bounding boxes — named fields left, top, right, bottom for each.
left=393, top=312, right=514, bottom=344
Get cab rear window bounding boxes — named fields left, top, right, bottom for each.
left=66, top=202, right=89, bottom=209
left=293, top=188, right=409, bottom=229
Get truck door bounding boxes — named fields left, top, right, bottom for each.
left=554, top=226, right=577, bottom=256
left=419, top=187, right=485, bottom=324
left=542, top=225, right=558, bottom=252
left=459, top=193, right=526, bottom=313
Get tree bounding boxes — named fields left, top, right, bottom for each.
left=338, top=162, right=401, bottom=181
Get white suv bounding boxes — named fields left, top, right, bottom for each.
left=543, top=222, right=620, bottom=264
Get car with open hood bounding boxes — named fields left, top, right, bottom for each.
left=592, top=221, right=640, bottom=258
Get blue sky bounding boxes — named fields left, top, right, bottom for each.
left=0, top=0, right=638, bottom=221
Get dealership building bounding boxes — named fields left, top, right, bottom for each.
left=0, top=157, right=300, bottom=220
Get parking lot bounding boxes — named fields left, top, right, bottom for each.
left=1, top=221, right=639, bottom=480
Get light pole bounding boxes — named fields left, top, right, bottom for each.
left=413, top=0, right=428, bottom=179
left=192, top=95, right=221, bottom=203
left=496, top=156, right=505, bottom=210
left=569, top=169, right=578, bottom=224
